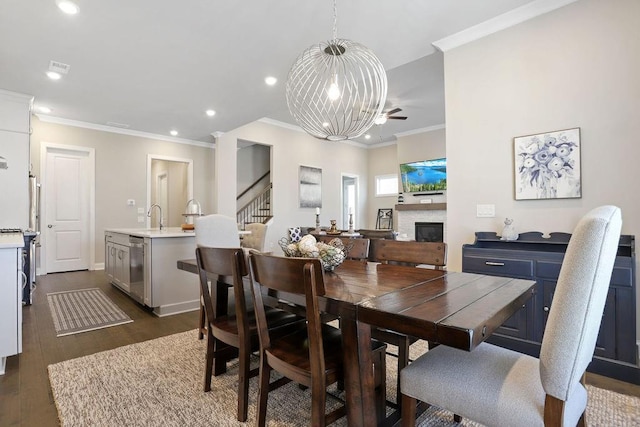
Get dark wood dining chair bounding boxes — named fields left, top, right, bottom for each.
left=195, top=214, right=241, bottom=340
left=248, top=253, right=388, bottom=426
left=368, top=239, right=447, bottom=409
left=317, top=236, right=371, bottom=262
left=195, top=247, right=303, bottom=422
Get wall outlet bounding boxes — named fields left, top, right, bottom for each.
left=137, top=216, right=145, bottom=223
left=127, top=199, right=135, bottom=206
left=476, top=204, right=496, bottom=218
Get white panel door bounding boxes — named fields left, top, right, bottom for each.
left=45, top=148, right=89, bottom=272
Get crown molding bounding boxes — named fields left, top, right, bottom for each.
left=258, top=117, right=305, bottom=133
left=35, top=114, right=214, bottom=148
left=0, top=89, right=34, bottom=105
left=396, top=123, right=446, bottom=138
left=432, top=0, right=579, bottom=52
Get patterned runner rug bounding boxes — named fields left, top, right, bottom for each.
left=48, top=330, right=640, bottom=426
left=47, top=288, right=133, bottom=337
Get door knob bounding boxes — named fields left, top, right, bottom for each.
left=48, top=224, right=54, bottom=228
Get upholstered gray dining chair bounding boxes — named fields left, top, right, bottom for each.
left=241, top=222, right=267, bottom=252
left=400, top=205, right=622, bottom=427
left=195, top=214, right=241, bottom=339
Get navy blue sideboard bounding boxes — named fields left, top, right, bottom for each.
left=462, top=232, right=638, bottom=384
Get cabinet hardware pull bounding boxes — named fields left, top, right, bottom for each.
left=485, top=261, right=505, bottom=266
left=543, top=306, right=550, bottom=312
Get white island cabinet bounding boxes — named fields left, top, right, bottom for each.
left=104, top=228, right=198, bottom=316
left=0, top=233, right=24, bottom=375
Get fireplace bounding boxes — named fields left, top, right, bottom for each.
left=415, top=222, right=444, bottom=242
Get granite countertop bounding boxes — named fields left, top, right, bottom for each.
left=104, top=227, right=195, bottom=238
left=0, top=233, right=25, bottom=249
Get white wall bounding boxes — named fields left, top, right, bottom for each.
left=30, top=117, right=215, bottom=266
left=444, top=0, right=640, bottom=336
left=215, top=121, right=369, bottom=253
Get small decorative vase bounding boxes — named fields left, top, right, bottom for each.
left=501, top=218, right=519, bottom=241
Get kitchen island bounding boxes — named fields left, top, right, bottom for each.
left=104, top=228, right=197, bottom=316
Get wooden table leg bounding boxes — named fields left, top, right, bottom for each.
left=340, top=310, right=377, bottom=427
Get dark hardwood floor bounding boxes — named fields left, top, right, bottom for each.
left=0, top=270, right=638, bottom=426
left=0, top=270, right=199, bottom=427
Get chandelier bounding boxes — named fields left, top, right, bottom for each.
left=285, top=0, right=387, bottom=141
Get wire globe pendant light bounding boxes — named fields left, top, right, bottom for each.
left=286, top=0, right=387, bottom=141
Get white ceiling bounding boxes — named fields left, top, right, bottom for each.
left=0, top=0, right=546, bottom=146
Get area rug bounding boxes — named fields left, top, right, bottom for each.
left=48, top=330, right=640, bottom=427
left=47, top=288, right=133, bottom=337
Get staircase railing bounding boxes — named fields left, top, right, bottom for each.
left=237, top=183, right=272, bottom=226
left=237, top=170, right=270, bottom=201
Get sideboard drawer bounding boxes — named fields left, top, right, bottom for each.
left=463, top=256, right=534, bottom=279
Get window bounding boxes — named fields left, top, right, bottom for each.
left=375, top=174, right=398, bottom=197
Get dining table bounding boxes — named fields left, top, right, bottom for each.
left=177, top=258, right=535, bottom=427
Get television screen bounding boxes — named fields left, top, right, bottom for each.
left=400, top=158, right=447, bottom=193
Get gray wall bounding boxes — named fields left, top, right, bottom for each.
left=30, top=117, right=215, bottom=266
left=444, top=0, right=640, bottom=338
left=367, top=127, right=447, bottom=229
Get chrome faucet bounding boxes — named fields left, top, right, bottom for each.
left=147, top=204, right=164, bottom=230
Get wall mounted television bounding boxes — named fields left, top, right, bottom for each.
left=399, top=158, right=447, bottom=193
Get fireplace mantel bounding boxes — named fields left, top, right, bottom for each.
left=395, top=203, right=447, bottom=241
left=395, top=203, right=446, bottom=211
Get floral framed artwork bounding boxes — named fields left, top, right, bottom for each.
left=514, top=127, right=581, bottom=200
left=299, top=165, right=322, bottom=208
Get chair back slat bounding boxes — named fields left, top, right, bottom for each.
left=248, top=253, right=327, bottom=373
left=196, top=246, right=248, bottom=327
left=369, top=239, right=447, bottom=268
left=539, top=205, right=622, bottom=401
left=317, top=236, right=370, bottom=261
left=249, top=254, right=325, bottom=296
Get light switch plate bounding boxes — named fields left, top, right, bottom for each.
left=137, top=216, right=145, bottom=223
left=127, top=199, right=135, bottom=206
left=476, top=204, right=496, bottom=218
left=137, top=207, right=145, bottom=214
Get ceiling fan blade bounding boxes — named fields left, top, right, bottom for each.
left=388, top=116, right=408, bottom=120
left=386, top=107, right=402, bottom=116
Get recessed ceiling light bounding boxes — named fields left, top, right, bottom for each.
left=205, top=109, right=216, bottom=117
left=374, top=115, right=387, bottom=125
left=364, top=134, right=371, bottom=140
left=56, top=0, right=79, bottom=15
left=37, top=106, right=52, bottom=114
left=265, top=76, right=277, bottom=86
left=170, top=130, right=178, bottom=136
left=46, top=71, right=62, bottom=80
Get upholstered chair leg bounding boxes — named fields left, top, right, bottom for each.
left=577, top=412, right=586, bottom=427
left=256, top=360, right=271, bottom=427
left=544, top=394, right=565, bottom=427
left=203, top=330, right=214, bottom=392
left=401, top=394, right=417, bottom=427
left=237, top=345, right=250, bottom=422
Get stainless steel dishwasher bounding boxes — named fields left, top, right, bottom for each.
left=128, top=236, right=145, bottom=304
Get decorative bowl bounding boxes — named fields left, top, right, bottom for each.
left=278, top=235, right=350, bottom=271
